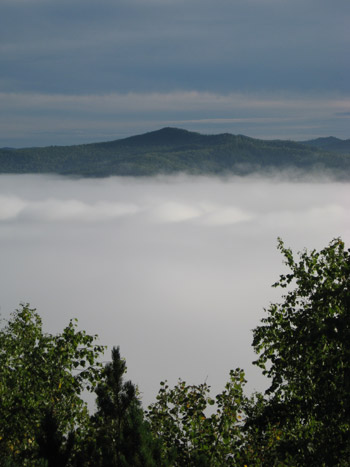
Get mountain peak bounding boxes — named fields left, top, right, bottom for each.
left=117, top=127, right=201, bottom=147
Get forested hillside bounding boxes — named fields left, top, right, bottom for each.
left=302, top=136, right=350, bottom=154
left=1, top=127, right=350, bottom=178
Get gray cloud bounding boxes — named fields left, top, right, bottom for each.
left=1, top=174, right=349, bottom=406
left=1, top=90, right=350, bottom=146
left=1, top=0, right=349, bottom=95
left=1, top=0, right=349, bottom=145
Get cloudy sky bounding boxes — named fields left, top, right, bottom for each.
left=1, top=174, right=350, bottom=406
left=1, top=0, right=350, bottom=147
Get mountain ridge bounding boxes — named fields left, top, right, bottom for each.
left=0, top=127, right=349, bottom=178
left=301, top=136, right=350, bottom=154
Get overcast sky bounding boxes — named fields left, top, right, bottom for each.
left=1, top=0, right=349, bottom=146
left=1, top=174, right=350, bottom=406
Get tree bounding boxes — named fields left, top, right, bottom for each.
left=147, top=369, right=247, bottom=466
left=0, top=304, right=105, bottom=465
left=88, top=346, right=161, bottom=466
left=251, top=238, right=350, bottom=465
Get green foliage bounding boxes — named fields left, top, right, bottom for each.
left=147, top=369, right=247, bottom=466
left=0, top=304, right=105, bottom=465
left=86, top=346, right=161, bottom=466
left=2, top=237, right=350, bottom=465
left=251, top=238, right=350, bottom=465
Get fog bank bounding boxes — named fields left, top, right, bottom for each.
left=1, top=174, right=349, bottom=406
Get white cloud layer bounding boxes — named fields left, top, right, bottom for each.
left=1, top=174, right=350, bottom=407
left=0, top=196, right=139, bottom=222
left=0, top=195, right=254, bottom=226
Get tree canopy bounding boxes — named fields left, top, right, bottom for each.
left=0, top=304, right=105, bottom=465
left=146, top=369, right=247, bottom=466
left=251, top=238, right=350, bottom=464
left=1, top=238, right=350, bottom=465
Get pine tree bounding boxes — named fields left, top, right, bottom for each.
left=90, top=347, right=161, bottom=466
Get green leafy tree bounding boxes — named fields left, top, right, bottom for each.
left=147, top=369, right=247, bottom=466
left=0, top=304, right=105, bottom=465
left=36, top=408, right=75, bottom=466
left=251, top=238, right=350, bottom=465
left=87, top=346, right=161, bottom=467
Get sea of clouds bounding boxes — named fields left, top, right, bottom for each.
left=1, top=173, right=350, bottom=406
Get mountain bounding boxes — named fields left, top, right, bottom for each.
left=302, top=136, right=350, bottom=155
left=0, top=127, right=350, bottom=178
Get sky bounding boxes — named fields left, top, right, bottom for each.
left=1, top=173, right=350, bottom=407
left=1, top=0, right=350, bottom=147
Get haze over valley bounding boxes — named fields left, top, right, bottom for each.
left=1, top=173, right=349, bottom=405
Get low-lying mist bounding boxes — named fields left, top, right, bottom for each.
left=1, top=173, right=349, bottom=406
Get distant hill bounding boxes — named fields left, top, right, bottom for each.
left=0, top=127, right=350, bottom=178
left=302, top=136, right=350, bottom=155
